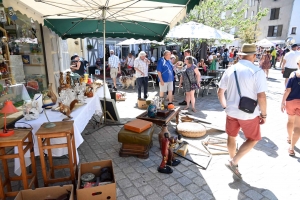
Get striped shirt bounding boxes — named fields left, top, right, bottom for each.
left=108, top=55, right=120, bottom=68
left=134, top=58, right=148, bottom=78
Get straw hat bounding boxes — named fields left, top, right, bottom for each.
left=237, top=43, right=257, bottom=55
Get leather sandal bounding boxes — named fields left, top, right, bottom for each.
left=288, top=148, right=295, bottom=156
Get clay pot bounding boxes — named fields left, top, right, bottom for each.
left=85, top=87, right=93, bottom=98
left=158, top=124, right=170, bottom=149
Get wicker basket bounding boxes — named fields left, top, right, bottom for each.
left=180, top=116, right=193, bottom=123
left=177, top=122, right=206, bottom=138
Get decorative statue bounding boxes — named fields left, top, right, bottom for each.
left=46, top=83, right=57, bottom=104
left=23, top=100, right=39, bottom=121
left=59, top=99, right=78, bottom=120
left=158, top=124, right=170, bottom=149
left=66, top=71, right=71, bottom=85
left=157, top=133, right=181, bottom=174
left=59, top=72, right=64, bottom=86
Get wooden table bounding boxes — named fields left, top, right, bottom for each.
left=36, top=121, right=77, bottom=187
left=136, top=107, right=181, bottom=127
left=0, top=129, right=38, bottom=198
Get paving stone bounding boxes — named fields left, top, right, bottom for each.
left=155, top=184, right=171, bottom=197
left=148, top=178, right=163, bottom=189
left=115, top=171, right=126, bottom=181
left=141, top=171, right=157, bottom=181
left=182, top=170, right=198, bottom=179
left=122, top=166, right=135, bottom=174
left=170, top=169, right=184, bottom=179
left=262, top=190, right=278, bottom=200
left=177, top=190, right=196, bottom=200
left=163, top=192, right=181, bottom=200
left=162, top=176, right=177, bottom=187
left=138, top=184, right=155, bottom=196
left=136, top=166, right=150, bottom=174
left=147, top=193, right=163, bottom=200
left=177, top=176, right=193, bottom=186
left=193, top=176, right=206, bottom=187
left=194, top=190, right=214, bottom=200
left=117, top=177, right=133, bottom=188
left=127, top=171, right=142, bottom=181
left=244, top=190, right=263, bottom=199
left=132, top=177, right=148, bottom=188
left=186, top=183, right=202, bottom=194
left=170, top=183, right=185, bottom=194
left=130, top=195, right=146, bottom=200
left=123, top=186, right=140, bottom=198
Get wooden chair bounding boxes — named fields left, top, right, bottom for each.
left=0, top=129, right=38, bottom=199
left=36, top=121, right=77, bottom=187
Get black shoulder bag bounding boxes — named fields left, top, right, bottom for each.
left=233, top=67, right=257, bottom=113
left=185, top=67, right=199, bottom=90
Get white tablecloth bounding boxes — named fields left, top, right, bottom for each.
left=14, top=85, right=110, bottom=175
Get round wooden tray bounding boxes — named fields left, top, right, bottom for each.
left=177, top=122, right=206, bottom=138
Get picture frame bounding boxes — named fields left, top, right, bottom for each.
left=0, top=7, right=7, bottom=23
left=22, top=55, right=30, bottom=64
left=99, top=98, right=120, bottom=123
left=31, top=55, right=44, bottom=65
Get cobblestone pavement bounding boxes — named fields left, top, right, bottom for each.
left=3, top=66, right=300, bottom=200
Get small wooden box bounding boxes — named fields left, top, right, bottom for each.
left=124, top=119, right=153, bottom=133
left=176, top=144, right=188, bottom=157
left=157, top=109, right=170, bottom=117
left=137, top=99, right=147, bottom=109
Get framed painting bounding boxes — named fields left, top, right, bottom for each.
left=22, top=55, right=30, bottom=64
left=31, top=55, right=44, bottom=65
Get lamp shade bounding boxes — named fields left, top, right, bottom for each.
left=0, top=100, right=18, bottom=114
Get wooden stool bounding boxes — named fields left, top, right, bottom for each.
left=0, top=129, right=38, bottom=198
left=36, top=121, right=77, bottom=187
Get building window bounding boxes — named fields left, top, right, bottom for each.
left=291, top=27, right=297, bottom=34
left=270, top=8, right=280, bottom=20
left=244, top=9, right=248, bottom=19
left=268, top=25, right=283, bottom=37
left=251, top=11, right=254, bottom=20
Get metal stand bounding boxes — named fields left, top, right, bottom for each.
left=43, top=108, right=56, bottom=128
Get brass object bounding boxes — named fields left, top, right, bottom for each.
left=59, top=99, right=78, bottom=120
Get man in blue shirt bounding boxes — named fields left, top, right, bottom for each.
left=157, top=50, right=174, bottom=104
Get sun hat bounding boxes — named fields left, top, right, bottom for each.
left=237, top=43, right=257, bottom=55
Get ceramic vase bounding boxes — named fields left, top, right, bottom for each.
left=147, top=102, right=157, bottom=118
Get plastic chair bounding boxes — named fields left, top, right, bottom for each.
left=148, top=74, right=156, bottom=89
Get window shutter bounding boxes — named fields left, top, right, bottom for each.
left=275, top=8, right=280, bottom=19
left=277, top=25, right=283, bottom=37
left=270, top=9, right=275, bottom=20
left=268, top=26, right=274, bottom=37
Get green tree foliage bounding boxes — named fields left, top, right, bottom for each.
left=185, top=0, right=268, bottom=43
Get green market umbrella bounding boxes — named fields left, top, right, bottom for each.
left=5, top=0, right=198, bottom=123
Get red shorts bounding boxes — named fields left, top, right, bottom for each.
left=226, top=115, right=261, bottom=141
left=286, top=100, right=300, bottom=116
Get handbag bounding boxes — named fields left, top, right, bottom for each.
left=233, top=67, right=257, bottom=113
left=185, top=70, right=199, bottom=90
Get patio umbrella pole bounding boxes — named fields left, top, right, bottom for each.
left=93, top=8, right=124, bottom=133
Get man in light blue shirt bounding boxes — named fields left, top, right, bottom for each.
left=108, top=50, right=121, bottom=91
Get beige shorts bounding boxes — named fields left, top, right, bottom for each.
left=159, top=81, right=173, bottom=92
left=110, top=68, right=118, bottom=78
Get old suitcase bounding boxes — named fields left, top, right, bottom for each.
left=124, top=119, right=153, bottom=133
left=118, top=125, right=154, bottom=159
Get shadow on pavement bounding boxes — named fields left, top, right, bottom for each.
left=238, top=133, right=278, bottom=158
left=229, top=179, right=278, bottom=199
left=267, top=78, right=280, bottom=83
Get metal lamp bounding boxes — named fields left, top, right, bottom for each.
left=0, top=100, right=19, bottom=137
left=42, top=103, right=56, bottom=128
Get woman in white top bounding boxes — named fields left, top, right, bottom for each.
left=125, top=53, right=135, bottom=75
left=134, top=51, right=150, bottom=99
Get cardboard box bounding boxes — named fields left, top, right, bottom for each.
left=137, top=99, right=147, bottom=109
left=124, top=119, right=153, bottom=133
left=15, top=185, right=74, bottom=200
left=77, top=160, right=116, bottom=200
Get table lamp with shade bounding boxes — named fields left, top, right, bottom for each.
left=0, top=100, right=19, bottom=137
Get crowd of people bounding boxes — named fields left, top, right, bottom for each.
left=68, top=42, right=300, bottom=179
